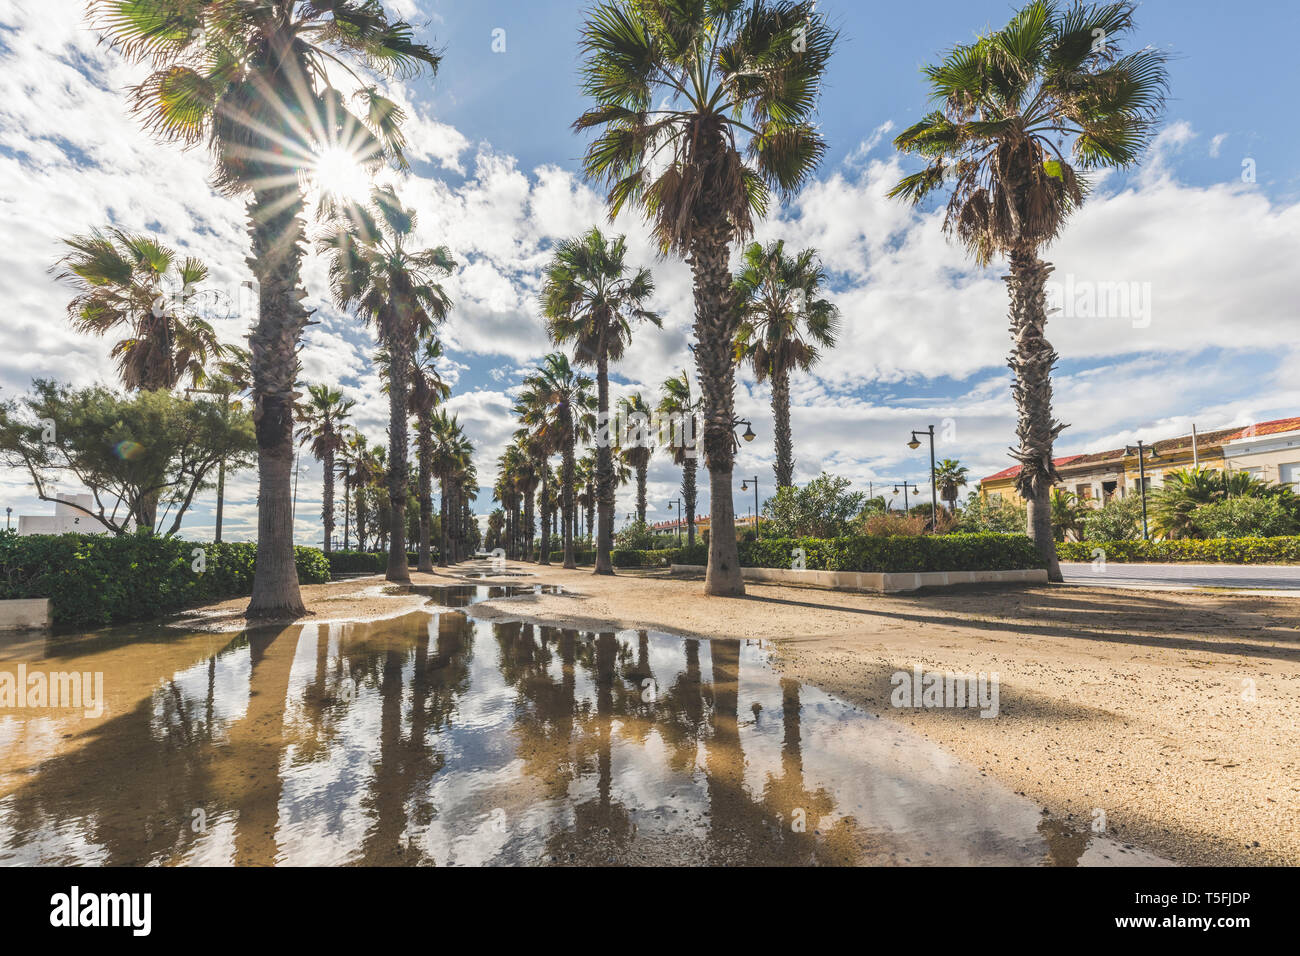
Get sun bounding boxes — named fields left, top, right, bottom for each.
left=312, top=145, right=371, bottom=202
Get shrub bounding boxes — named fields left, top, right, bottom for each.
left=763, top=473, right=865, bottom=538
left=860, top=513, right=927, bottom=537
left=610, top=548, right=680, bottom=568
left=1081, top=495, right=1142, bottom=541
left=1057, top=536, right=1300, bottom=564
left=669, top=532, right=1040, bottom=573
left=955, top=495, right=1025, bottom=534
left=0, top=530, right=330, bottom=629
left=326, top=550, right=387, bottom=574
left=1188, top=498, right=1299, bottom=539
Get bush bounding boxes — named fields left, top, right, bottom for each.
left=0, top=530, right=330, bottom=628
left=1057, top=536, right=1300, bottom=564
left=1081, top=495, right=1142, bottom=541
left=860, top=513, right=928, bottom=537
left=1188, top=498, right=1300, bottom=539
left=327, top=550, right=386, bottom=574
left=763, top=473, right=865, bottom=538
left=669, top=532, right=1041, bottom=573
left=547, top=548, right=595, bottom=565
left=955, top=495, right=1025, bottom=534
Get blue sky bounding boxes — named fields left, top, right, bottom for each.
left=1, top=0, right=1298, bottom=543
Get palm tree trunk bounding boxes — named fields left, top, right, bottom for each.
left=342, top=467, right=350, bottom=550
left=437, top=474, right=448, bottom=567
left=246, top=184, right=311, bottom=617
left=417, top=429, right=433, bottom=572
left=1006, top=247, right=1065, bottom=582
left=691, top=217, right=744, bottom=596
left=635, top=463, right=647, bottom=523
left=384, top=334, right=411, bottom=584
left=771, top=368, right=794, bottom=490
left=322, top=442, right=335, bottom=555
left=523, top=487, right=535, bottom=561
left=539, top=469, right=551, bottom=565
left=683, top=457, right=697, bottom=547
left=594, top=349, right=615, bottom=574
left=562, top=432, right=577, bottom=569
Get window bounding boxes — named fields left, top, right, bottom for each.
left=1281, top=462, right=1300, bottom=491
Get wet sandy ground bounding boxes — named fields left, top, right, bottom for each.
left=2, top=562, right=1294, bottom=865
left=448, top=561, right=1300, bottom=866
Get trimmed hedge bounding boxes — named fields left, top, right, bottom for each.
left=1057, top=536, right=1300, bottom=564
left=325, top=550, right=427, bottom=574
left=0, top=531, right=330, bottom=628
left=669, top=533, right=1042, bottom=573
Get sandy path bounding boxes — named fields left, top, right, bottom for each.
left=180, top=562, right=1299, bottom=865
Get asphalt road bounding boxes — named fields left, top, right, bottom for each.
left=1060, top=562, right=1300, bottom=591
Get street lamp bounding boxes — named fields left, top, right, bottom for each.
left=893, top=481, right=919, bottom=513
left=1124, top=440, right=1161, bottom=540
left=667, top=498, right=683, bottom=545
left=907, top=425, right=939, bottom=531
left=739, top=476, right=760, bottom=538
left=733, top=418, right=756, bottom=444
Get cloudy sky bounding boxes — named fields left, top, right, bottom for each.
left=2, top=0, right=1298, bottom=544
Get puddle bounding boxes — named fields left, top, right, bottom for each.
left=0, top=607, right=1168, bottom=866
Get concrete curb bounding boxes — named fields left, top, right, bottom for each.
left=668, top=565, right=1048, bottom=593
left=0, top=598, right=51, bottom=631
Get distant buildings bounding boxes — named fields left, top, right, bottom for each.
left=15, top=494, right=111, bottom=535
left=979, top=416, right=1300, bottom=507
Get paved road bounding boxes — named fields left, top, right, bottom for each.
left=1060, top=562, right=1300, bottom=591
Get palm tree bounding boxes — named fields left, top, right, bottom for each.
left=430, top=410, right=472, bottom=565
left=515, top=353, right=595, bottom=568
left=321, top=185, right=455, bottom=584
left=1050, top=488, right=1088, bottom=542
left=732, top=240, right=839, bottom=490
left=657, top=371, right=701, bottom=546
left=575, top=453, right=597, bottom=548
left=295, top=384, right=355, bottom=554
left=888, top=1, right=1168, bottom=580
left=541, top=226, right=659, bottom=574
left=615, top=392, right=655, bottom=523
left=576, top=0, right=836, bottom=595
left=408, top=337, right=451, bottom=570
left=934, top=458, right=970, bottom=512
left=93, top=0, right=441, bottom=615
left=54, top=229, right=226, bottom=392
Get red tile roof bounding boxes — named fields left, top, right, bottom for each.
left=980, top=416, right=1300, bottom=484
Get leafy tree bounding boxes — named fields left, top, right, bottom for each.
left=576, top=0, right=837, bottom=595
left=732, top=240, right=839, bottom=489
left=541, top=226, right=658, bottom=573
left=889, top=1, right=1168, bottom=580
left=955, top=491, right=1026, bottom=534
left=93, top=0, right=441, bottom=615
left=1190, top=498, right=1299, bottom=540
left=0, top=381, right=255, bottom=535
left=761, top=473, right=865, bottom=539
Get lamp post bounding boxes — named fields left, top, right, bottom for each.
left=5, top=507, right=10, bottom=530
left=667, top=498, right=683, bottom=545
left=739, top=476, right=760, bottom=538
left=893, top=481, right=919, bottom=513
left=907, top=425, right=939, bottom=531
left=1124, top=440, right=1160, bottom=540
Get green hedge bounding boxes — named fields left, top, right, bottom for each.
left=1057, top=536, right=1300, bottom=564
left=611, top=548, right=679, bottom=568
left=547, top=548, right=595, bottom=565
left=325, top=550, right=427, bottom=574
left=0, top=531, right=330, bottom=628
left=669, top=533, right=1041, bottom=573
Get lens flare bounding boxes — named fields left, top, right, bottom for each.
left=312, top=146, right=371, bottom=202
left=114, top=440, right=145, bottom=461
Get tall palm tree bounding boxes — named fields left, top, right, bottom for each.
left=934, top=458, right=970, bottom=512
left=657, top=371, right=701, bottom=546
left=576, top=0, right=836, bottom=595
left=615, top=392, right=655, bottom=524
left=408, top=337, right=451, bottom=571
left=515, top=353, right=595, bottom=568
left=54, top=229, right=226, bottom=392
left=541, top=226, right=659, bottom=574
left=888, top=1, right=1168, bottom=580
left=430, top=410, right=472, bottom=566
left=93, top=0, right=441, bottom=615
left=295, top=384, right=355, bottom=554
left=575, top=453, right=596, bottom=548
left=732, top=240, right=839, bottom=490
left=321, top=185, right=455, bottom=584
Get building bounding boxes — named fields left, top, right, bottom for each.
left=979, top=416, right=1300, bottom=507
left=16, top=494, right=109, bottom=535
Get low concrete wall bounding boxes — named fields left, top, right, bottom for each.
left=668, top=565, right=1047, bottom=593
left=0, top=598, right=51, bottom=631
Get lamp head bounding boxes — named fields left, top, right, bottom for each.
left=907, top=434, right=921, bottom=450
left=742, top=423, right=755, bottom=443
left=741, top=481, right=749, bottom=492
